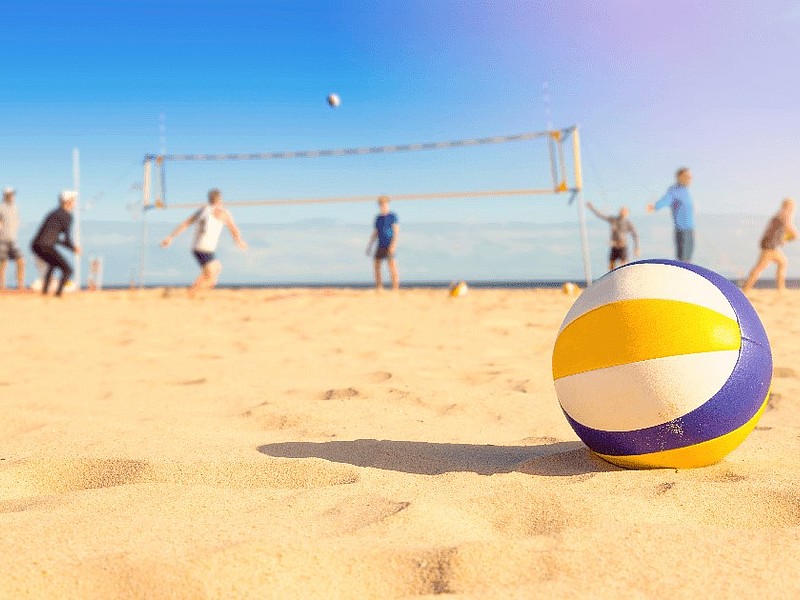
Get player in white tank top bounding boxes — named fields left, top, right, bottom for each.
left=161, top=188, right=247, bottom=295
left=192, top=205, right=226, bottom=253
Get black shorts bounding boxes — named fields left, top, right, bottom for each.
left=609, top=246, right=628, bottom=262
left=193, top=250, right=216, bottom=267
left=375, top=246, right=394, bottom=260
left=0, top=241, right=22, bottom=261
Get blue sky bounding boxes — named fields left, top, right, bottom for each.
left=1, top=1, right=799, bottom=282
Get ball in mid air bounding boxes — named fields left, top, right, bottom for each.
left=327, top=93, right=340, bottom=108
left=552, top=259, right=772, bottom=469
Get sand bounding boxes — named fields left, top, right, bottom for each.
left=1, top=287, right=799, bottom=598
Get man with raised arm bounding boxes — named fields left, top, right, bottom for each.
left=586, top=202, right=640, bottom=271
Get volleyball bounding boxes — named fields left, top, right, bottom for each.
left=449, top=281, right=468, bottom=297
left=785, top=230, right=796, bottom=242
left=552, top=259, right=772, bottom=469
left=327, top=93, right=340, bottom=108
left=561, top=282, right=579, bottom=296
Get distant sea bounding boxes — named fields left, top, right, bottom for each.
left=102, top=278, right=800, bottom=290
left=14, top=212, right=800, bottom=289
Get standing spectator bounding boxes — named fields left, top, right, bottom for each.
left=0, top=187, right=25, bottom=291
left=366, top=195, right=399, bottom=290
left=647, top=167, right=695, bottom=262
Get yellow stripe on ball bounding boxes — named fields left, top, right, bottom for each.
left=552, top=299, right=741, bottom=380
left=596, top=391, right=769, bottom=469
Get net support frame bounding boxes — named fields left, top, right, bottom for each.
left=139, top=125, right=592, bottom=285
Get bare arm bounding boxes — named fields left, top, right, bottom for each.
left=389, top=223, right=399, bottom=253
left=161, top=211, right=200, bottom=247
left=629, top=222, right=640, bottom=255
left=586, top=202, right=611, bottom=222
left=781, top=212, right=799, bottom=238
left=224, top=211, right=247, bottom=250
left=366, top=229, right=378, bottom=255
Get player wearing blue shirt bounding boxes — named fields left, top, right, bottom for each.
left=366, top=196, right=400, bottom=290
left=647, top=167, right=695, bottom=262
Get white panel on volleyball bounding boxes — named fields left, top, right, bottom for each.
left=558, top=263, right=737, bottom=333
left=555, top=350, right=740, bottom=432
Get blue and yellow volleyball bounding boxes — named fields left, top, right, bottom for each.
left=552, top=259, right=772, bottom=469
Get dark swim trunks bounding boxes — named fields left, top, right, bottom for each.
left=374, top=246, right=394, bottom=260
left=609, top=246, right=628, bottom=263
left=0, top=241, right=22, bottom=261
left=193, top=250, right=216, bottom=266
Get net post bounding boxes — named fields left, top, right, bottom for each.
left=142, top=158, right=152, bottom=208
left=570, top=127, right=592, bottom=286
left=72, top=148, right=82, bottom=290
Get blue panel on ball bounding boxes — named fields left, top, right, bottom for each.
left=563, top=338, right=772, bottom=457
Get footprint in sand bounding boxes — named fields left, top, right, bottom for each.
left=468, top=487, right=595, bottom=537
left=767, top=392, right=782, bottom=411
left=654, top=481, right=676, bottom=495
left=321, top=387, right=360, bottom=400
left=363, top=371, right=392, bottom=384
left=314, top=496, right=410, bottom=536
left=241, top=408, right=301, bottom=431
left=175, top=378, right=208, bottom=386
left=0, top=457, right=359, bottom=501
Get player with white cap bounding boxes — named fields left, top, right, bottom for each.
left=30, top=190, right=81, bottom=296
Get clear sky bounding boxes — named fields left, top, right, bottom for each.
left=1, top=1, right=799, bottom=281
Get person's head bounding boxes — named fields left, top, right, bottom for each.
left=59, top=190, right=78, bottom=212
left=207, top=188, right=222, bottom=205
left=676, top=167, right=692, bottom=186
left=2, top=187, right=15, bottom=203
left=619, top=206, right=630, bottom=219
left=781, top=197, right=795, bottom=215
left=377, top=195, right=390, bottom=215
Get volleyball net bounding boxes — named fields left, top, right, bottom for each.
left=140, top=125, right=592, bottom=283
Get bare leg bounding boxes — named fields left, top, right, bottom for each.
left=189, top=261, right=222, bottom=296
left=388, top=258, right=399, bottom=290
left=742, top=250, right=774, bottom=292
left=775, top=250, right=788, bottom=292
left=0, top=260, right=6, bottom=290
left=608, top=261, right=616, bottom=272
left=16, top=258, right=24, bottom=291
left=373, top=259, right=383, bottom=290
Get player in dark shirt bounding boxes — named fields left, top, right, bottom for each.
left=586, top=202, right=640, bottom=271
left=31, top=191, right=81, bottom=296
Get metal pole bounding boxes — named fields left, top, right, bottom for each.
left=139, top=159, right=152, bottom=288
left=571, top=128, right=593, bottom=285
left=139, top=211, right=149, bottom=289
left=72, top=148, right=81, bottom=289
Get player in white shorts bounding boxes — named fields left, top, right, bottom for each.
left=161, top=188, right=247, bottom=294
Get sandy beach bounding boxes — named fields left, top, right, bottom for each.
left=1, top=287, right=799, bottom=598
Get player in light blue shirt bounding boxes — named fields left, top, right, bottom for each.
left=647, top=167, right=695, bottom=262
